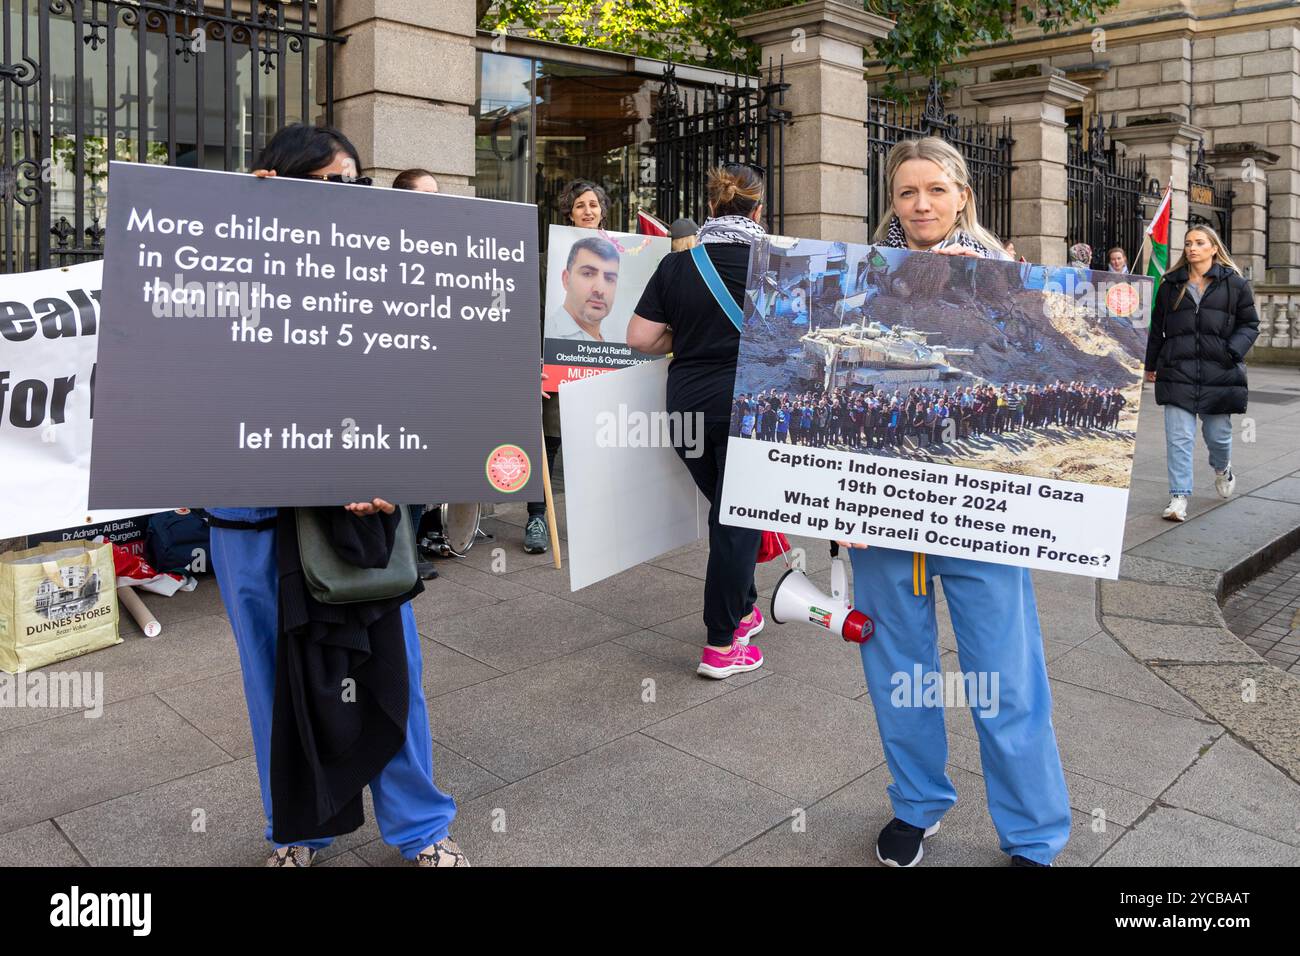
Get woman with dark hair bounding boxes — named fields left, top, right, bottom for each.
left=208, top=124, right=467, bottom=868
left=556, top=179, right=610, bottom=231
left=249, top=123, right=368, bottom=184
left=393, top=168, right=439, bottom=193
left=526, top=179, right=613, bottom=554
left=627, top=162, right=768, bottom=678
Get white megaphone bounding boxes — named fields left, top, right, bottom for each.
left=770, top=556, right=874, bottom=644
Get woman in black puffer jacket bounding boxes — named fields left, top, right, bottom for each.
left=1143, top=225, right=1259, bottom=522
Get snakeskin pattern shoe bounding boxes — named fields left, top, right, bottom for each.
left=415, top=838, right=470, bottom=867
left=265, top=845, right=316, bottom=867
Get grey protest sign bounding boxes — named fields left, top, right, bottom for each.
left=88, top=163, right=542, bottom=507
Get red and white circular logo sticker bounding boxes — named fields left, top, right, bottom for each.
left=485, top=444, right=531, bottom=493
left=1105, top=282, right=1140, bottom=317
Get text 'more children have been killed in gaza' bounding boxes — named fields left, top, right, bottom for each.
left=125, top=206, right=526, bottom=261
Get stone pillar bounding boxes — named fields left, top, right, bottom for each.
left=966, top=72, right=1088, bottom=266
left=333, top=1, right=478, bottom=194
left=1110, top=116, right=1206, bottom=261
left=734, top=0, right=894, bottom=243
left=1207, top=143, right=1278, bottom=284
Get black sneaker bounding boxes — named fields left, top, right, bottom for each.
left=523, top=514, right=549, bottom=554
left=875, top=817, right=941, bottom=867
left=1010, top=854, right=1050, bottom=867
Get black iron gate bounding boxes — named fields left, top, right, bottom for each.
left=865, top=77, right=1014, bottom=242
left=1188, top=138, right=1234, bottom=250
left=649, top=60, right=791, bottom=236
left=1067, top=113, right=1163, bottom=271
left=1, top=0, right=344, bottom=273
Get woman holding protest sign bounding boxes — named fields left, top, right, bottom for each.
left=526, top=179, right=613, bottom=555
left=209, top=123, right=467, bottom=868
left=627, top=163, right=767, bottom=679
left=838, top=137, right=1070, bottom=868
left=1144, top=224, right=1259, bottom=522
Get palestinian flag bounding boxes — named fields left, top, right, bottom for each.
left=1144, top=182, right=1173, bottom=294
left=637, top=210, right=669, bottom=237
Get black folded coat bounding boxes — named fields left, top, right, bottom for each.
left=271, top=506, right=423, bottom=844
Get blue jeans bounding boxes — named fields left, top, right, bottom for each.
left=1164, top=404, right=1232, bottom=497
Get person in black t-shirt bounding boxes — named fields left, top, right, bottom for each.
left=627, top=163, right=768, bottom=680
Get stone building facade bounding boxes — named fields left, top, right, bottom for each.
left=931, top=0, right=1300, bottom=287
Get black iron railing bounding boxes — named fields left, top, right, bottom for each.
left=2, top=0, right=344, bottom=273
left=1067, top=113, right=1163, bottom=271
left=649, top=59, right=790, bottom=236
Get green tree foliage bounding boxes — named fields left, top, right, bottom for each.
left=481, top=1, right=1117, bottom=96
left=481, top=0, right=785, bottom=65
left=866, top=0, right=1118, bottom=99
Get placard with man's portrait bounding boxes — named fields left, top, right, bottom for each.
left=542, top=225, right=671, bottom=392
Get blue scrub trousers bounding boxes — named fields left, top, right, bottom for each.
left=849, top=545, right=1071, bottom=865
left=210, top=512, right=457, bottom=858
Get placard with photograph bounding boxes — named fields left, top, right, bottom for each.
left=542, top=225, right=671, bottom=392
left=719, top=237, right=1153, bottom=579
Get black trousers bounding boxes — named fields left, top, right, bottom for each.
left=527, top=434, right=564, bottom=518
left=407, top=505, right=424, bottom=561
left=676, top=421, right=761, bottom=647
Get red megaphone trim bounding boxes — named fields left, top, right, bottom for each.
left=842, top=609, right=874, bottom=644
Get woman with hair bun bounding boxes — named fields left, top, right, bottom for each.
left=628, top=163, right=769, bottom=679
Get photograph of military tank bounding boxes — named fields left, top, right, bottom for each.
left=798, top=321, right=976, bottom=392
left=732, top=237, right=1154, bottom=488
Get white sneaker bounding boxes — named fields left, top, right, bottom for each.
left=1162, top=496, right=1188, bottom=522
left=1215, top=465, right=1236, bottom=499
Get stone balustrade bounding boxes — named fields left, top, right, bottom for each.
left=1251, top=284, right=1300, bottom=363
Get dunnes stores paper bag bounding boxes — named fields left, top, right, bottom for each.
left=0, top=540, right=120, bottom=672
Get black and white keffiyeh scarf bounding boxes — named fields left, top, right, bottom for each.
left=696, top=214, right=766, bottom=246
left=881, top=215, right=998, bottom=258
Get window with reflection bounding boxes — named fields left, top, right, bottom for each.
left=475, top=50, right=702, bottom=248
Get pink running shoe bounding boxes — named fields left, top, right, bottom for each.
left=735, top=606, right=764, bottom=646
left=698, top=638, right=764, bottom=679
